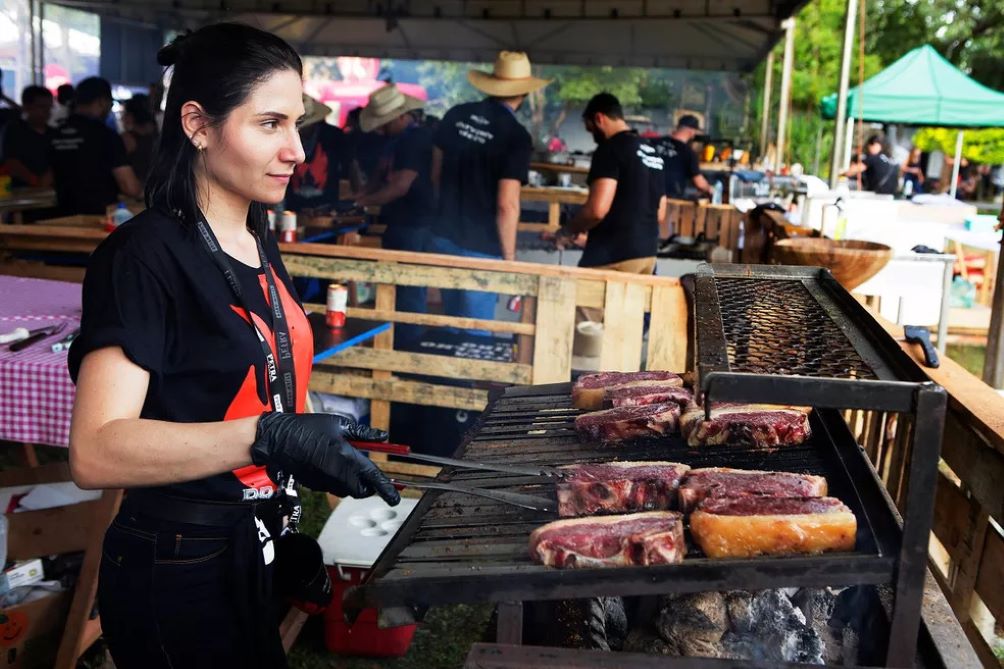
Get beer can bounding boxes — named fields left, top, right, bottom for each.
left=267, top=209, right=277, bottom=231
left=280, top=210, right=297, bottom=243
left=326, top=283, right=347, bottom=328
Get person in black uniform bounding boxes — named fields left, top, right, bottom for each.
left=430, top=51, right=550, bottom=321
left=1, top=85, right=54, bottom=188
left=49, top=77, right=142, bottom=215
left=68, top=24, right=398, bottom=669
left=649, top=114, right=713, bottom=199
left=286, top=94, right=347, bottom=213
left=844, top=134, right=899, bottom=195
left=563, top=93, right=667, bottom=275
left=355, top=84, right=434, bottom=342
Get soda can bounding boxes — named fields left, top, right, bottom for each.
left=326, top=283, right=347, bottom=328
left=280, top=210, right=297, bottom=243
left=267, top=209, right=277, bottom=231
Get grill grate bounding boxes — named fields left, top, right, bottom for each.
left=714, top=277, right=878, bottom=380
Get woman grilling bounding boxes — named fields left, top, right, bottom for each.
left=67, top=23, right=398, bottom=668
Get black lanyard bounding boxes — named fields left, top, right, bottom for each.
left=195, top=218, right=297, bottom=415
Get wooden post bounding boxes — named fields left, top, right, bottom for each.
left=759, top=50, right=774, bottom=161
left=531, top=276, right=576, bottom=383
left=370, top=283, right=396, bottom=431
left=775, top=18, right=796, bottom=171
left=830, top=0, right=858, bottom=187
left=982, top=231, right=1004, bottom=388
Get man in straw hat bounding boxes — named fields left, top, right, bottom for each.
left=429, top=51, right=550, bottom=323
left=287, top=94, right=348, bottom=213
left=355, top=84, right=435, bottom=342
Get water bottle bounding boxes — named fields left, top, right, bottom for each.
left=112, top=202, right=133, bottom=227
left=712, top=181, right=724, bottom=204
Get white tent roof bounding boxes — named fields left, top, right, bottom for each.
left=52, top=0, right=807, bottom=71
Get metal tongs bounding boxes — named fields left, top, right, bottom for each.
left=351, top=441, right=560, bottom=512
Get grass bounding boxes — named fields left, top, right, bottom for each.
left=945, top=343, right=987, bottom=378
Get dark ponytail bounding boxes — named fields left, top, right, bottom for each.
left=146, top=23, right=302, bottom=236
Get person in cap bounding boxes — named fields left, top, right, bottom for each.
left=430, top=51, right=550, bottom=322
left=562, top=92, right=667, bottom=287
left=50, top=76, right=142, bottom=215
left=650, top=114, right=713, bottom=199
left=286, top=94, right=348, bottom=213
left=354, top=84, right=435, bottom=343
left=842, top=134, right=898, bottom=195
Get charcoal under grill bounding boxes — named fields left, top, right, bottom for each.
left=348, top=264, right=946, bottom=669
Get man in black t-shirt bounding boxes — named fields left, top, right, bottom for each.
left=286, top=95, right=347, bottom=213
left=844, top=134, right=899, bottom=195
left=2, top=86, right=54, bottom=189
left=431, top=51, right=550, bottom=322
left=0, top=70, right=21, bottom=141
left=356, top=84, right=434, bottom=342
left=50, top=77, right=141, bottom=215
left=649, top=115, right=713, bottom=199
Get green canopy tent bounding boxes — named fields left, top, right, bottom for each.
left=820, top=44, right=1004, bottom=198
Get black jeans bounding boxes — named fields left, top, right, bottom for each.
left=98, top=502, right=287, bottom=668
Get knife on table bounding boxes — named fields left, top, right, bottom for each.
left=351, top=440, right=565, bottom=480
left=9, top=322, right=67, bottom=352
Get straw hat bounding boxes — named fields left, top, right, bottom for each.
left=468, top=51, right=551, bottom=97
left=359, top=84, right=425, bottom=132
left=301, top=94, right=333, bottom=127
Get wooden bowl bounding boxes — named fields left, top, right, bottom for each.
left=771, top=238, right=893, bottom=290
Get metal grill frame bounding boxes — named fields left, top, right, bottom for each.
left=692, top=264, right=947, bottom=668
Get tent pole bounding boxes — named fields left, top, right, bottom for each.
left=949, top=130, right=963, bottom=199
left=844, top=118, right=854, bottom=172
left=829, top=0, right=858, bottom=188
left=776, top=18, right=795, bottom=171
left=985, top=229, right=1004, bottom=388
left=759, top=50, right=774, bottom=163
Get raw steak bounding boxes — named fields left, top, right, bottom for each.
left=680, top=403, right=811, bottom=448
left=556, top=461, right=691, bottom=517
left=690, top=496, right=856, bottom=558
left=605, top=384, right=693, bottom=409
left=678, top=467, right=828, bottom=513
left=575, top=404, right=680, bottom=445
left=572, top=371, right=683, bottom=410
left=529, top=511, right=686, bottom=568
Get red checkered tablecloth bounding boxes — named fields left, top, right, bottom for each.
left=0, top=276, right=82, bottom=447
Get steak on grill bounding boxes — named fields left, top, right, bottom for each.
left=575, top=404, right=680, bottom=445
left=678, top=467, right=828, bottom=513
left=529, top=511, right=686, bottom=568
left=605, top=385, right=693, bottom=409
left=679, top=403, right=811, bottom=448
left=690, top=496, right=856, bottom=558
left=557, top=461, right=691, bottom=517
left=572, top=371, right=683, bottom=410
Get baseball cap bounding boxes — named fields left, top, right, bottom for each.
left=677, top=114, right=703, bottom=132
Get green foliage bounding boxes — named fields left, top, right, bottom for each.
left=913, top=127, right=1004, bottom=164
left=416, top=60, right=484, bottom=116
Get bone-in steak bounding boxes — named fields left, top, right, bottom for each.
left=575, top=404, right=680, bottom=445
left=690, top=496, right=856, bottom=558
left=678, top=467, right=828, bottom=513
left=529, top=511, right=686, bottom=568
left=605, top=384, right=693, bottom=409
left=557, top=461, right=691, bottom=517
left=572, top=371, right=683, bottom=410
left=680, top=403, right=811, bottom=448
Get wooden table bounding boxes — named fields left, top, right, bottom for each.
left=529, top=161, right=590, bottom=175
left=0, top=188, right=57, bottom=224
left=520, top=186, right=588, bottom=232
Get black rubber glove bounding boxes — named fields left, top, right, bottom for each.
left=252, top=412, right=400, bottom=506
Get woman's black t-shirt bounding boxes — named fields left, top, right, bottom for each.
left=68, top=209, right=314, bottom=502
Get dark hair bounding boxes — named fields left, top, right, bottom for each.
left=56, top=83, right=75, bottom=105
left=146, top=23, right=303, bottom=233
left=124, top=94, right=156, bottom=126
left=582, top=92, right=623, bottom=121
left=75, top=77, right=112, bottom=105
left=21, top=85, right=52, bottom=106
left=866, top=134, right=884, bottom=147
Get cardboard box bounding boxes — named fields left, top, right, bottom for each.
left=0, top=591, right=69, bottom=669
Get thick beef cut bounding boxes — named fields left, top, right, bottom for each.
left=680, top=403, right=811, bottom=448
left=530, top=511, right=686, bottom=568
left=678, top=467, right=828, bottom=513
left=605, top=384, right=693, bottom=409
left=690, top=496, right=856, bottom=558
left=575, top=404, right=680, bottom=445
left=572, top=371, right=683, bottom=410
left=557, top=461, right=691, bottom=517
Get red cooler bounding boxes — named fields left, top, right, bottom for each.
left=318, top=495, right=419, bottom=657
